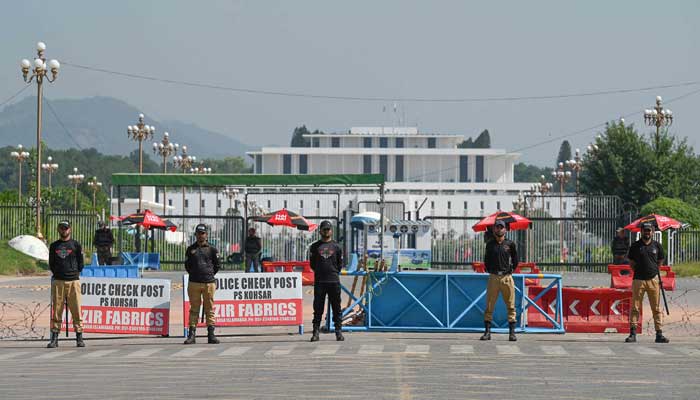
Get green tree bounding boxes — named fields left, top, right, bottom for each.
left=640, top=197, right=700, bottom=228
left=291, top=126, right=311, bottom=147
left=556, top=140, right=572, bottom=166
left=202, top=157, right=252, bottom=173
left=473, top=129, right=491, bottom=148
left=514, top=163, right=554, bottom=183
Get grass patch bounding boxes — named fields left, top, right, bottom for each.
left=672, top=262, right=700, bottom=278
left=0, top=241, right=49, bottom=276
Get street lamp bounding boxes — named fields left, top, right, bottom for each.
left=512, top=192, right=526, bottom=213
left=21, top=41, right=60, bottom=239
left=173, top=146, right=195, bottom=216
left=87, top=176, right=103, bottom=210
left=644, top=96, right=673, bottom=155
left=126, top=114, right=155, bottom=211
left=190, top=163, right=211, bottom=216
left=566, top=148, right=583, bottom=196
left=41, top=156, right=59, bottom=190
left=552, top=162, right=572, bottom=262
left=222, top=187, right=239, bottom=214
left=67, top=167, right=85, bottom=212
left=10, top=144, right=30, bottom=203
left=152, top=132, right=178, bottom=215
left=538, top=175, right=553, bottom=210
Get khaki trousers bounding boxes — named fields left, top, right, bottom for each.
left=188, top=282, right=217, bottom=327
left=51, top=279, right=83, bottom=333
left=484, top=274, right=516, bottom=323
left=631, top=278, right=663, bottom=331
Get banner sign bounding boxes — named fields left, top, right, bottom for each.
left=62, top=277, right=171, bottom=335
left=183, top=272, right=303, bottom=328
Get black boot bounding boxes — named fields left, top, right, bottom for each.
left=46, top=331, right=59, bottom=349
left=76, top=332, right=85, bottom=348
left=508, top=321, right=517, bottom=342
left=625, top=326, right=637, bottom=343
left=207, top=326, right=220, bottom=344
left=335, top=328, right=345, bottom=341
left=184, top=327, right=196, bottom=344
left=479, top=321, right=491, bottom=341
left=310, top=323, right=320, bottom=342
left=655, top=330, right=669, bottom=343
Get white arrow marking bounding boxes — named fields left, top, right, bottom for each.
left=569, top=300, right=580, bottom=316
left=590, top=300, right=600, bottom=315
left=610, top=300, right=622, bottom=315
left=548, top=300, right=556, bottom=313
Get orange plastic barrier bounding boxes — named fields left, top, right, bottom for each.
left=514, top=262, right=541, bottom=286
left=527, top=286, right=640, bottom=334
left=608, top=264, right=675, bottom=291
left=262, top=261, right=315, bottom=286
left=471, top=262, right=486, bottom=273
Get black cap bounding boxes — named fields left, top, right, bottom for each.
left=58, top=220, right=71, bottom=228
left=641, top=222, right=654, bottom=230
left=494, top=220, right=506, bottom=228
left=195, top=223, right=208, bottom=233
left=319, top=220, right=333, bottom=230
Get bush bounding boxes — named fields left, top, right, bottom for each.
left=640, top=197, right=700, bottom=228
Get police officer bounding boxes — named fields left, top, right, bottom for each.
left=47, top=220, right=85, bottom=348
left=480, top=219, right=519, bottom=342
left=611, top=227, right=630, bottom=265
left=93, top=221, right=114, bottom=265
left=309, top=220, right=344, bottom=342
left=184, top=223, right=221, bottom=344
left=625, top=222, right=669, bottom=343
left=244, top=227, right=262, bottom=273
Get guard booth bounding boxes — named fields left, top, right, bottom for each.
left=351, top=216, right=432, bottom=270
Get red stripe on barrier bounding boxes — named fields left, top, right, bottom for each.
left=262, top=261, right=315, bottom=285
left=608, top=264, right=675, bottom=291
left=184, top=299, right=303, bottom=327
left=63, top=306, right=170, bottom=335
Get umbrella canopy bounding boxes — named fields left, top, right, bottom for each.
left=350, top=211, right=383, bottom=228
left=114, top=209, right=177, bottom=232
left=251, top=209, right=317, bottom=232
left=8, top=235, right=49, bottom=262
left=472, top=211, right=531, bottom=232
left=624, top=214, right=683, bottom=232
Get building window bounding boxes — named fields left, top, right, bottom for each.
left=475, top=155, right=484, bottom=182
left=283, top=200, right=288, bottom=208
left=255, top=155, right=262, bottom=174
left=312, top=137, right=320, bottom=147
left=332, top=200, right=337, bottom=209
left=459, top=155, right=469, bottom=182
left=267, top=200, right=271, bottom=208
left=201, top=199, right=205, bottom=208
left=217, top=199, right=221, bottom=208
left=168, top=199, right=173, bottom=206
left=379, top=137, right=388, bottom=148
left=363, top=137, right=372, bottom=148
left=363, top=155, right=372, bottom=174
left=395, top=155, right=404, bottom=182
left=431, top=201, right=435, bottom=209
left=185, top=199, right=189, bottom=208
left=496, top=201, right=501, bottom=210
left=415, top=201, right=419, bottom=209
left=348, top=200, right=353, bottom=209
left=235, top=200, right=240, bottom=209
left=447, top=201, right=451, bottom=210
left=300, top=200, right=304, bottom=208
left=480, top=201, right=484, bottom=210
left=396, top=137, right=404, bottom=148
left=299, top=154, right=308, bottom=174
left=427, top=138, right=436, bottom=148
left=316, top=200, right=320, bottom=208
left=463, top=201, right=468, bottom=210
left=331, top=137, right=340, bottom=147
left=283, top=154, right=292, bottom=174
left=379, top=155, right=388, bottom=178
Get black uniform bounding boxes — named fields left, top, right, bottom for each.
left=309, top=239, right=343, bottom=328
left=93, top=228, right=114, bottom=265
left=49, top=239, right=85, bottom=281
left=627, top=239, right=665, bottom=280
left=484, top=238, right=519, bottom=275
left=244, top=234, right=262, bottom=273
left=185, top=242, right=221, bottom=283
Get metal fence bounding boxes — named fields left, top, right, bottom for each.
left=670, top=230, right=700, bottom=264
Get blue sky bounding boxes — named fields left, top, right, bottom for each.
left=1, top=0, right=698, bottom=165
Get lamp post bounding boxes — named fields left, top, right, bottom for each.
left=21, top=42, right=60, bottom=239
left=152, top=132, right=178, bottom=215
left=10, top=144, right=30, bottom=203
left=566, top=149, right=583, bottom=197
left=126, top=114, right=155, bottom=212
left=538, top=175, right=553, bottom=210
left=67, top=167, right=85, bottom=212
left=190, top=163, right=211, bottom=216
left=644, top=96, right=673, bottom=156
left=552, top=163, right=572, bottom=262
left=173, top=146, right=195, bottom=216
left=87, top=176, right=102, bottom=210
left=222, top=187, right=239, bottom=214
left=41, top=156, right=59, bottom=190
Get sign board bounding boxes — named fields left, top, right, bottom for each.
left=183, top=272, right=303, bottom=328
left=62, top=277, right=171, bottom=335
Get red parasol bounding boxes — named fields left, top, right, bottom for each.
left=112, top=209, right=177, bottom=232
left=624, top=214, right=683, bottom=232
left=251, top=209, right=317, bottom=232
left=472, top=211, right=531, bottom=232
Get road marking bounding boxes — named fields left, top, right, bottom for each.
left=0, top=351, right=30, bottom=360
left=124, top=348, right=164, bottom=358
left=34, top=350, right=76, bottom=359
left=358, top=344, right=384, bottom=355
left=585, top=346, right=614, bottom=356
left=171, top=348, right=214, bottom=357
left=219, top=346, right=252, bottom=357
left=79, top=349, right=119, bottom=359
left=496, top=345, right=522, bottom=355
left=450, top=345, right=474, bottom=354
left=675, top=347, right=700, bottom=357
left=540, top=345, right=568, bottom=356
left=404, top=345, right=430, bottom=354
left=632, top=346, right=663, bottom=356
left=264, top=345, right=297, bottom=356
left=311, top=345, right=340, bottom=355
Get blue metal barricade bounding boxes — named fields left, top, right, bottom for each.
left=81, top=265, right=139, bottom=278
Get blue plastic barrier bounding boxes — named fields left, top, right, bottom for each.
left=81, top=265, right=139, bottom=278
left=121, top=252, right=161, bottom=270
left=336, top=271, right=564, bottom=334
